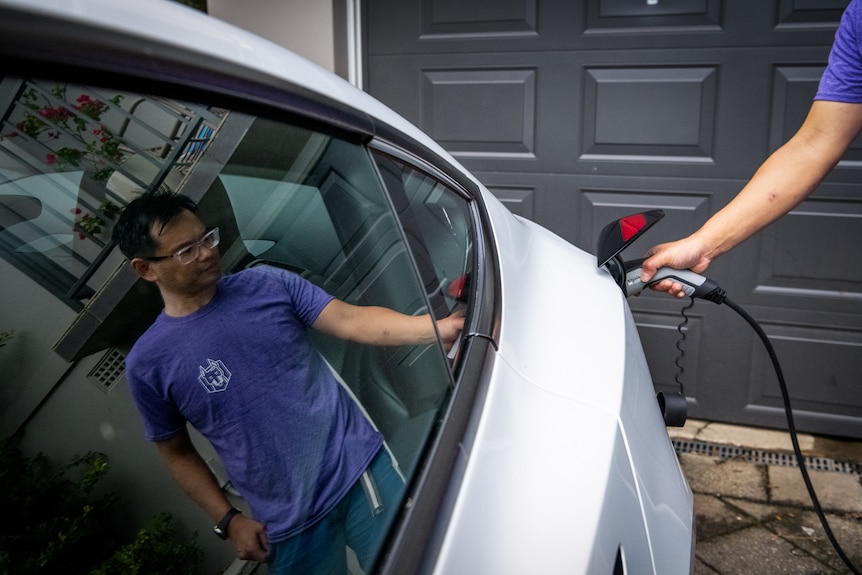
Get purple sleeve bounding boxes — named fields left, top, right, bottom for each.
left=266, top=266, right=335, bottom=324
left=125, top=349, right=188, bottom=442
left=816, top=0, right=862, bottom=103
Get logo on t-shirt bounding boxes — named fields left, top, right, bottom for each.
left=198, top=358, right=232, bottom=393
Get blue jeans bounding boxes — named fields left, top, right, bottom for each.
left=266, top=448, right=404, bottom=575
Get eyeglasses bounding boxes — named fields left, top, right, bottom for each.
left=144, top=227, right=220, bottom=265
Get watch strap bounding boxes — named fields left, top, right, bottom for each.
left=214, top=507, right=241, bottom=540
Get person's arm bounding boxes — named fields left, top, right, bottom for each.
left=312, top=299, right=465, bottom=348
left=641, top=100, right=862, bottom=296
left=156, top=429, right=269, bottom=562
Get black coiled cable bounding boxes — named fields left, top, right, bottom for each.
left=673, top=297, right=695, bottom=394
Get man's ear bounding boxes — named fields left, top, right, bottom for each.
left=130, top=258, right=158, bottom=282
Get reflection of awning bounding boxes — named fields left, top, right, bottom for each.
left=106, top=154, right=184, bottom=202
left=0, top=171, right=81, bottom=249
left=0, top=193, right=42, bottom=233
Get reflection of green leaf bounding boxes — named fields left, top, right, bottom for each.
left=0, top=441, right=118, bottom=573
left=0, top=330, right=14, bottom=348
left=98, top=201, right=120, bottom=220
left=75, top=213, right=106, bottom=234
left=56, top=146, right=84, bottom=166
left=90, top=168, right=114, bottom=183
left=90, top=512, right=203, bottom=575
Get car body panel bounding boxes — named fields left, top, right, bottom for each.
left=447, top=197, right=693, bottom=573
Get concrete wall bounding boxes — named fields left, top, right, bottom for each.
left=209, top=0, right=335, bottom=72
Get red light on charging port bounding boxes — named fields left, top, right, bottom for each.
left=620, top=214, right=647, bottom=241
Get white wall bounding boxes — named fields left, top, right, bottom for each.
left=208, top=0, right=335, bottom=72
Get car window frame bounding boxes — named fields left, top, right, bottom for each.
left=366, top=139, right=502, bottom=573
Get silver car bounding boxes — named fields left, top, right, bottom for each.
left=0, top=0, right=693, bottom=573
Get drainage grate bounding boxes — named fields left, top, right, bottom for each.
left=88, top=348, right=126, bottom=394
left=673, top=439, right=862, bottom=476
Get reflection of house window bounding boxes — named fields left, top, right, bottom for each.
left=88, top=348, right=126, bottom=394
left=0, top=78, right=222, bottom=308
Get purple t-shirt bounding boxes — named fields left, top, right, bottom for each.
left=125, top=266, right=383, bottom=542
left=816, top=0, right=862, bottom=103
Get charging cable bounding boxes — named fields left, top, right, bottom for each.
left=723, top=296, right=860, bottom=575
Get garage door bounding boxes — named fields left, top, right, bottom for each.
left=364, top=0, right=862, bottom=438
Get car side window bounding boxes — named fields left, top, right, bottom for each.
left=372, top=152, right=474, bottom=323
left=202, top=115, right=458, bottom=475
left=3, top=80, right=458, bottom=571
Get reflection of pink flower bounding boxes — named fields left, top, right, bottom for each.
left=5, top=86, right=126, bottom=181
left=79, top=232, right=87, bottom=240
left=39, top=106, right=72, bottom=121
left=71, top=208, right=82, bottom=215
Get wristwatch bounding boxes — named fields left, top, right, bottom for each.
left=214, top=507, right=242, bottom=540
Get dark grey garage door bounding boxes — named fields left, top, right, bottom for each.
left=364, top=0, right=862, bottom=438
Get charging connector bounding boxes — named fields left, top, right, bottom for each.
left=622, top=260, right=725, bottom=303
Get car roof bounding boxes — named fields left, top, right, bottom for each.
left=0, top=0, right=481, bottom=191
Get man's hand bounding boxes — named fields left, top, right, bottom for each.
left=436, top=308, right=466, bottom=350
left=228, top=514, right=269, bottom=562
left=641, top=236, right=712, bottom=298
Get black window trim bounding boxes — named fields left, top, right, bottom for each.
left=367, top=138, right=502, bottom=574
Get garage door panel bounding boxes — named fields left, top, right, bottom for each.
left=587, top=0, right=721, bottom=30
left=421, top=68, right=537, bottom=157
left=582, top=66, right=718, bottom=162
left=419, top=0, right=537, bottom=37
left=769, top=63, right=862, bottom=165
left=367, top=0, right=578, bottom=54
left=754, top=201, right=862, bottom=304
left=483, top=185, right=535, bottom=220
left=749, top=323, right=862, bottom=428
left=777, top=0, right=851, bottom=28
left=770, top=65, right=827, bottom=148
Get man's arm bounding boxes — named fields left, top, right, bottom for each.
left=312, top=299, right=465, bottom=348
left=156, top=429, right=269, bottom=562
left=642, top=100, right=862, bottom=295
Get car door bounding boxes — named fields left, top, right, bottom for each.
left=0, top=66, right=503, bottom=571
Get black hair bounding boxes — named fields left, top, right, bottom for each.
left=112, top=191, right=198, bottom=260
